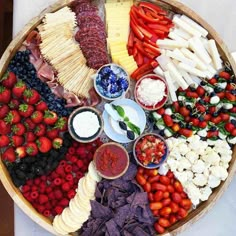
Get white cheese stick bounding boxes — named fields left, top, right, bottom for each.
left=156, top=55, right=172, bottom=71
left=164, top=71, right=177, bottom=102
left=204, top=70, right=215, bottom=79
left=189, top=38, right=212, bottom=65
left=180, top=15, right=208, bottom=37
left=157, top=39, right=188, bottom=50
left=168, top=31, right=188, bottom=44
left=200, top=37, right=210, bottom=54
left=190, top=75, right=202, bottom=85
left=180, top=48, right=207, bottom=71
left=166, top=49, right=196, bottom=67
left=208, top=39, right=223, bottom=70
left=167, top=62, right=189, bottom=89
left=172, top=27, right=192, bottom=40
left=173, top=16, right=201, bottom=38
left=207, top=64, right=217, bottom=75
left=153, top=66, right=164, bottom=77
left=178, top=62, right=206, bottom=78
left=178, top=68, right=197, bottom=86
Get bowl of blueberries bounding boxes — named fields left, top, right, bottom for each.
left=93, top=63, right=130, bottom=100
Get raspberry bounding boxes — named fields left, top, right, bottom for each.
left=39, top=182, right=47, bottom=189
left=55, top=166, right=65, bottom=177
left=68, top=147, right=75, bottom=155
left=51, top=199, right=57, bottom=207
left=67, top=190, right=76, bottom=199
left=73, top=178, right=79, bottom=185
left=87, top=152, right=93, bottom=161
left=37, top=205, right=45, bottom=214
left=21, top=185, right=30, bottom=193
left=46, top=187, right=52, bottom=193
left=55, top=206, right=63, bottom=215
left=70, top=156, right=78, bottom=163
left=34, top=178, right=41, bottom=185
left=31, top=186, right=38, bottom=191
left=76, top=172, right=84, bottom=179
left=54, top=189, right=63, bottom=199
left=51, top=172, right=59, bottom=179
left=61, top=182, right=70, bottom=192
left=59, top=160, right=67, bottom=167
left=65, top=174, right=73, bottom=181
left=25, top=195, right=33, bottom=202
left=30, top=191, right=39, bottom=199
left=65, top=153, right=71, bottom=161
left=81, top=165, right=88, bottom=172
left=68, top=180, right=74, bottom=186
left=72, top=165, right=79, bottom=173
left=53, top=177, right=62, bottom=186
left=23, top=192, right=30, bottom=198
left=48, top=192, right=55, bottom=200
left=26, top=179, right=33, bottom=186
left=39, top=194, right=49, bottom=204
left=43, top=209, right=51, bottom=217
left=76, top=147, right=86, bottom=157
left=64, top=164, right=72, bottom=173
left=59, top=198, right=69, bottom=207
left=76, top=160, right=84, bottom=168
left=72, top=142, right=79, bottom=148
left=44, top=202, right=52, bottom=210
left=40, top=176, right=47, bottom=181
left=39, top=187, right=46, bottom=194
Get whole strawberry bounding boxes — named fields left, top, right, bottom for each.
left=55, top=117, right=68, bottom=131
left=12, top=80, right=27, bottom=98
left=15, top=146, right=26, bottom=159
left=19, top=104, right=34, bottom=118
left=52, top=137, right=63, bottom=149
left=25, top=131, right=36, bottom=142
left=12, top=135, right=24, bottom=147
left=5, top=110, right=21, bottom=124
left=43, top=110, right=58, bottom=125
left=25, top=118, right=36, bottom=130
left=9, top=99, right=20, bottom=109
left=12, top=123, right=26, bottom=136
left=36, top=101, right=48, bottom=112
left=0, top=104, right=9, bottom=119
left=34, top=124, right=46, bottom=137
left=26, top=142, right=38, bottom=156
left=23, top=89, right=40, bottom=105
left=0, top=135, right=10, bottom=147
left=37, top=137, right=52, bottom=153
left=46, top=128, right=59, bottom=139
left=0, top=120, right=11, bottom=135
left=0, top=86, right=11, bottom=104
left=2, top=147, right=16, bottom=162
left=31, top=111, right=44, bottom=124
left=1, top=71, right=17, bottom=88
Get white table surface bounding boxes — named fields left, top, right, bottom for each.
left=13, top=1, right=236, bottom=236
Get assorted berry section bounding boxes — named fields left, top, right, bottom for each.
left=8, top=51, right=73, bottom=116
left=152, top=70, right=236, bottom=142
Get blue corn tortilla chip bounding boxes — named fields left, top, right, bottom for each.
left=106, top=219, right=121, bottom=236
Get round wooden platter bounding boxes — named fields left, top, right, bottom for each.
left=0, top=0, right=236, bottom=235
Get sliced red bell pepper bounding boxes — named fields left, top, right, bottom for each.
left=131, top=62, right=153, bottom=80
left=143, top=41, right=160, bottom=55
left=136, top=52, right=144, bottom=67
left=143, top=48, right=157, bottom=58
left=150, top=60, right=159, bottom=68
left=130, top=21, right=144, bottom=40
left=144, top=38, right=158, bottom=47
left=143, top=57, right=151, bottom=64
left=148, top=10, right=164, bottom=20
left=152, top=29, right=166, bottom=37
left=137, top=25, right=153, bottom=39
left=127, top=47, right=133, bottom=56
left=127, top=30, right=134, bottom=48
left=133, top=44, right=138, bottom=57
left=147, top=24, right=170, bottom=33
left=139, top=2, right=167, bottom=16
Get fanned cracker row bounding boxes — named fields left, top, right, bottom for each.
left=39, top=6, right=95, bottom=98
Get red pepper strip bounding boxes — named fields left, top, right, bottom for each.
left=148, top=10, right=165, bottom=20
left=144, top=38, right=158, bottom=47
left=135, top=42, right=154, bottom=59
left=137, top=25, right=153, bottom=39
left=136, top=52, right=144, bottom=66
left=152, top=29, right=165, bottom=37
left=130, top=21, right=144, bottom=40
left=136, top=68, right=154, bottom=80
left=143, top=41, right=160, bottom=55
left=133, top=45, right=138, bottom=57
left=147, top=24, right=170, bottom=33
left=131, top=62, right=153, bottom=80
left=139, top=2, right=167, bottom=15
left=132, top=6, right=161, bottom=23
left=143, top=47, right=158, bottom=58
left=143, top=57, right=151, bottom=64
left=127, top=47, right=133, bottom=56
left=157, top=20, right=169, bottom=25
left=127, top=30, right=134, bottom=48
left=150, top=60, right=159, bottom=68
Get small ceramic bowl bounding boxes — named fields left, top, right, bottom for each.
left=93, top=142, right=130, bottom=179
left=134, top=74, right=169, bottom=111
left=68, top=106, right=103, bottom=143
left=133, top=133, right=169, bottom=169
left=93, top=63, right=130, bottom=101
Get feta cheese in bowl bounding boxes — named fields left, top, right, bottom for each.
left=134, top=74, right=168, bottom=111
left=68, top=107, right=103, bottom=143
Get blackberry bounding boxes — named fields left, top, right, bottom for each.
left=19, top=163, right=27, bottom=171
left=26, top=172, right=35, bottom=179
left=63, top=139, right=71, bottom=147
left=59, top=146, right=67, bottom=155
left=51, top=161, right=59, bottom=170
left=50, top=149, right=59, bottom=158
left=15, top=170, right=26, bottom=180
left=35, top=166, right=44, bottom=176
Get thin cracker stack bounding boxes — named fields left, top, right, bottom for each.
left=39, top=7, right=95, bottom=98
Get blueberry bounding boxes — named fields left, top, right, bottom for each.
left=210, top=126, right=217, bottom=131
left=198, top=99, right=205, bottom=105
left=189, top=86, right=195, bottom=92
left=179, top=121, right=185, bottom=128
left=186, top=123, right=192, bottom=129
left=153, top=124, right=158, bottom=130
left=214, top=86, right=223, bottom=93
left=210, top=92, right=216, bottom=97
left=186, top=105, right=192, bottom=110
left=231, top=90, right=236, bottom=95
left=231, top=119, right=236, bottom=126
left=212, top=112, right=218, bottom=117
left=199, top=116, right=204, bottom=122
left=110, top=83, right=119, bottom=94
left=214, top=74, right=219, bottom=79
left=200, top=81, right=207, bottom=86
left=119, top=78, right=128, bottom=90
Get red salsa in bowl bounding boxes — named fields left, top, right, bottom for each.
left=93, top=142, right=129, bottom=179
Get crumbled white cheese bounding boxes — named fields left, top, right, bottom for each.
left=137, top=78, right=166, bottom=106
left=73, top=111, right=100, bottom=138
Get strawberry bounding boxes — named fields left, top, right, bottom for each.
left=23, top=89, right=40, bottom=105
left=31, top=111, right=44, bottom=124
left=46, top=128, right=59, bottom=139
left=43, top=110, right=58, bottom=125
left=225, top=123, right=234, bottom=132
left=208, top=78, right=217, bottom=85
left=2, top=147, right=16, bottom=162
left=36, top=101, right=48, bottom=111
left=0, top=104, right=9, bottom=119
left=8, top=99, right=20, bottom=109
left=25, top=131, right=36, bottom=142
left=24, top=118, right=36, bottom=130
left=211, top=116, right=222, bottom=124
left=1, top=71, right=17, bottom=88
left=0, top=86, right=11, bottom=103
left=5, top=110, right=21, bottom=124
left=37, top=137, right=52, bottom=153
left=179, top=107, right=190, bottom=116
left=34, top=123, right=46, bottom=137
left=186, top=91, right=198, bottom=98
left=52, top=137, right=63, bottom=149
left=0, top=120, right=11, bottom=135
left=12, top=80, right=27, bottom=98
left=225, top=91, right=235, bottom=102
left=26, top=142, right=38, bottom=156
left=220, top=113, right=230, bottom=122
left=12, top=135, right=24, bottom=147
left=195, top=103, right=206, bottom=113
left=190, top=118, right=199, bottom=126
left=163, top=114, right=173, bottom=127
left=219, top=71, right=231, bottom=80
left=0, top=135, right=10, bottom=147
left=198, top=121, right=207, bottom=128
left=172, top=101, right=180, bottom=112
left=19, top=104, right=34, bottom=117
left=12, top=123, right=26, bottom=136
left=55, top=117, right=68, bottom=131
left=196, top=86, right=205, bottom=97
left=15, top=146, right=26, bottom=158
left=208, top=106, right=216, bottom=114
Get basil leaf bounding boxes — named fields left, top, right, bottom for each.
left=126, top=121, right=141, bottom=135
left=156, top=118, right=164, bottom=126
left=175, top=113, right=184, bottom=121
left=229, top=112, right=236, bottom=117
left=219, top=127, right=230, bottom=136
left=218, top=78, right=226, bottom=83
left=112, top=104, right=125, bottom=117
left=222, top=99, right=236, bottom=105
left=124, top=116, right=129, bottom=122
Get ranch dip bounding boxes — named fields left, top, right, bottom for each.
left=137, top=78, right=166, bottom=106
left=73, top=111, right=100, bottom=138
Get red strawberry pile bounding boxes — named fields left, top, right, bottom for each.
left=20, top=139, right=103, bottom=217
left=136, top=168, right=192, bottom=234
left=0, top=71, right=68, bottom=162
